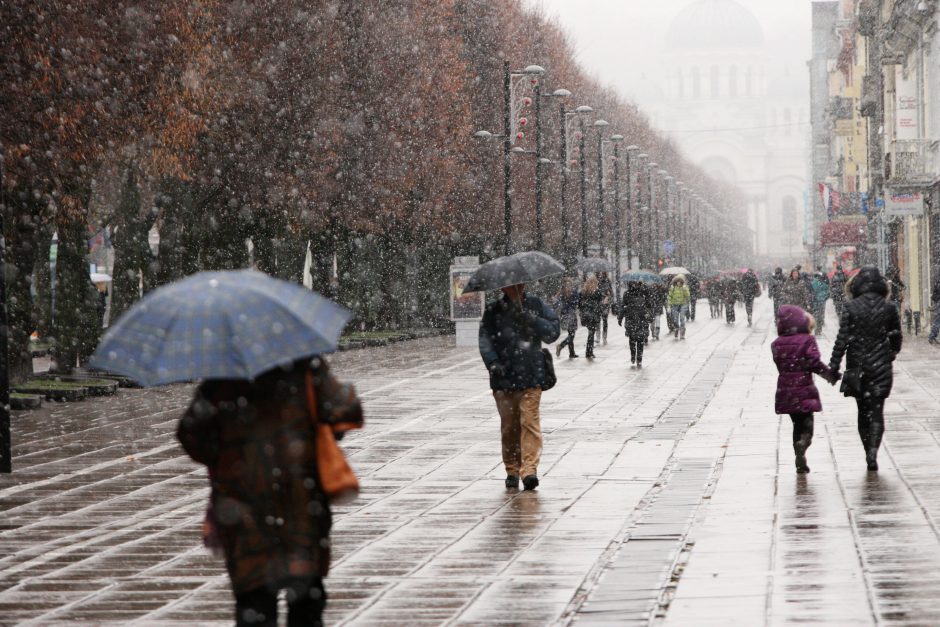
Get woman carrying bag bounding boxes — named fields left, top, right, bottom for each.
left=178, top=357, right=362, bottom=626
left=829, top=266, right=902, bottom=471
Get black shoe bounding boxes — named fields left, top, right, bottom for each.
left=505, top=475, right=519, bottom=489
left=636, top=362, right=642, bottom=369
left=569, top=353, right=579, bottom=358
left=794, top=442, right=809, bottom=473
left=866, top=450, right=878, bottom=471
left=556, top=344, right=563, bottom=357
left=522, top=475, right=539, bottom=491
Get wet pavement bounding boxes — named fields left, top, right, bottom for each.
left=3, top=300, right=940, bottom=625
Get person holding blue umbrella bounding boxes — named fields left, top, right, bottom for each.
left=91, top=270, right=363, bottom=626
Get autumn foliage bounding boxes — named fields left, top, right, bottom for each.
left=0, top=1, right=747, bottom=375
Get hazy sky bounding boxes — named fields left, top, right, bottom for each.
left=526, top=0, right=814, bottom=116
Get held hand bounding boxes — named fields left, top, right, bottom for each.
left=488, top=363, right=507, bottom=378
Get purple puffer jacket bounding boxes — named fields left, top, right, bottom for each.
left=771, top=305, right=836, bottom=414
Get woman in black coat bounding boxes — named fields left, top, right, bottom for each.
left=578, top=275, right=604, bottom=359
left=618, top=281, right=650, bottom=368
left=829, top=266, right=902, bottom=471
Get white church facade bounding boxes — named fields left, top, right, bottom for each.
left=632, top=0, right=809, bottom=265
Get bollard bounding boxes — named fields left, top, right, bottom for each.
left=914, top=311, right=922, bottom=336
left=905, top=308, right=913, bottom=334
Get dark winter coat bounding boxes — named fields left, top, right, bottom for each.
left=771, top=306, right=837, bottom=414
left=177, top=360, right=362, bottom=594
left=740, top=271, right=760, bottom=300
left=720, top=278, right=738, bottom=305
left=830, top=271, right=847, bottom=303
left=598, top=275, right=614, bottom=314
left=778, top=275, right=813, bottom=312
left=618, top=284, right=650, bottom=336
left=829, top=266, right=902, bottom=398
left=555, top=289, right=580, bottom=333
left=769, top=271, right=785, bottom=301
left=479, top=293, right=560, bottom=391
left=578, top=289, right=605, bottom=328
left=648, top=284, right=667, bottom=316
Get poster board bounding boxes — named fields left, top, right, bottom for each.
left=449, top=258, right=484, bottom=321
left=884, top=189, right=924, bottom=216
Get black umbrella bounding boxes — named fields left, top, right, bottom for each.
left=576, top=257, right=612, bottom=273
left=464, top=251, right=565, bottom=293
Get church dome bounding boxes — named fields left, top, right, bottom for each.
left=667, top=0, right=765, bottom=50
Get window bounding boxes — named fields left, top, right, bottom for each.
left=710, top=65, right=720, bottom=97
left=692, top=67, right=701, bottom=98
left=745, top=67, right=753, bottom=96
left=782, top=196, right=797, bottom=230
left=729, top=66, right=738, bottom=98
left=677, top=68, right=684, bottom=98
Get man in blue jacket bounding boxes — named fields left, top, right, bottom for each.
left=479, top=283, right=560, bottom=491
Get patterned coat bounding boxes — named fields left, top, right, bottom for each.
left=177, top=359, right=362, bottom=594
left=771, top=305, right=837, bottom=413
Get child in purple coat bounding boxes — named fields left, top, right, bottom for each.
left=771, top=305, right=840, bottom=473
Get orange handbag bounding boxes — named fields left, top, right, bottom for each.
left=305, top=370, right=360, bottom=504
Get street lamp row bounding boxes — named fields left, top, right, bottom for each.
left=473, top=61, right=740, bottom=273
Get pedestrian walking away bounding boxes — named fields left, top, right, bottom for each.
left=778, top=267, right=813, bottom=313
left=479, top=282, right=561, bottom=491
left=706, top=278, right=722, bottom=319
left=648, top=282, right=666, bottom=341
left=769, top=267, right=785, bottom=321
left=177, top=357, right=364, bottom=627
left=554, top=277, right=580, bottom=358
left=667, top=275, right=691, bottom=340
left=886, top=267, right=905, bottom=315
left=687, top=273, right=701, bottom=322
left=830, top=265, right=847, bottom=320
left=721, top=276, right=738, bottom=324
left=810, top=272, right=830, bottom=335
left=929, top=275, right=940, bottom=345
left=598, top=271, right=614, bottom=345
left=578, top=275, right=605, bottom=359
left=740, top=269, right=761, bottom=326
left=618, top=280, right=652, bottom=368
left=829, top=266, right=902, bottom=472
left=771, top=306, right=839, bottom=474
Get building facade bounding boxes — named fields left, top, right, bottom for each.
left=632, top=0, right=810, bottom=266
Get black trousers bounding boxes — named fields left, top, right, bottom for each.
left=789, top=412, right=814, bottom=445
left=628, top=334, right=644, bottom=364
left=585, top=324, right=598, bottom=356
left=725, top=302, right=736, bottom=323
left=744, top=297, right=754, bottom=320
left=235, top=577, right=326, bottom=627
left=601, top=314, right=609, bottom=342
left=856, top=396, right=885, bottom=452
left=558, top=329, right=577, bottom=356
left=689, top=298, right=696, bottom=321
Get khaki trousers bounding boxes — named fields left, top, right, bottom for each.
left=493, top=388, right=543, bottom=478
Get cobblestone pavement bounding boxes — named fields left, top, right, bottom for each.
left=3, top=299, right=940, bottom=625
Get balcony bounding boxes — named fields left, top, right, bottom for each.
left=887, top=139, right=940, bottom=187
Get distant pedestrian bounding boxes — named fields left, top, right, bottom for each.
left=554, top=278, right=580, bottom=358
left=687, top=274, right=700, bottom=322
left=667, top=275, right=691, bottom=340
left=740, top=269, right=761, bottom=326
left=721, top=276, right=738, bottom=324
left=771, top=305, right=840, bottom=474
left=177, top=357, right=363, bottom=627
left=886, top=267, right=905, bottom=314
left=648, top=282, right=666, bottom=341
left=829, top=266, right=902, bottom=472
left=929, top=276, right=940, bottom=345
left=578, top=275, right=604, bottom=359
left=769, top=267, right=785, bottom=320
left=830, top=266, right=847, bottom=320
left=618, top=280, right=651, bottom=368
left=597, top=271, right=614, bottom=345
left=707, top=278, right=722, bottom=319
left=778, top=268, right=813, bottom=313
left=810, top=272, right=830, bottom=335
left=479, top=282, right=560, bottom=490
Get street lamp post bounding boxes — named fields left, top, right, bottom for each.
left=647, top=162, right=659, bottom=267
left=592, top=119, right=610, bottom=257
left=578, top=117, right=589, bottom=257
left=625, top=146, right=639, bottom=271
left=534, top=88, right=570, bottom=250
left=635, top=153, right=649, bottom=267
left=559, top=105, right=593, bottom=269
left=609, top=134, right=625, bottom=299
left=675, top=182, right=685, bottom=265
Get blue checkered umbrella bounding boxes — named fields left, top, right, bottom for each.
left=620, top=271, right=662, bottom=285
left=89, top=270, right=351, bottom=386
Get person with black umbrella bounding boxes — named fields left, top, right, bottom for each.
left=471, top=252, right=563, bottom=492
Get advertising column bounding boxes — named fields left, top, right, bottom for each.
left=449, top=257, right=484, bottom=347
